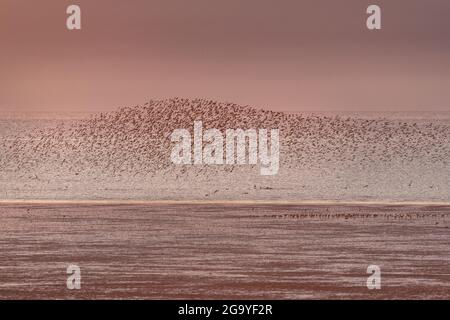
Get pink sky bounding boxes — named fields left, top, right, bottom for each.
left=1, top=0, right=450, bottom=112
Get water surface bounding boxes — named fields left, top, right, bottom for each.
left=0, top=203, right=449, bottom=299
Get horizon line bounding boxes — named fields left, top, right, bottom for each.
left=0, top=199, right=449, bottom=206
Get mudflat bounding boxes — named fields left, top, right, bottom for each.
left=0, top=203, right=448, bottom=299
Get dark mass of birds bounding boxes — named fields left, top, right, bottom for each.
left=1, top=98, right=449, bottom=179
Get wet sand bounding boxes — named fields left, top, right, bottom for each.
left=0, top=203, right=449, bottom=299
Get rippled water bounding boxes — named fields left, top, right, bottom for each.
left=0, top=203, right=449, bottom=299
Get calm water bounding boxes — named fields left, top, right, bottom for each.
left=0, top=203, right=449, bottom=299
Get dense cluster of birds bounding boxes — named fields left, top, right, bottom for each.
left=1, top=98, right=449, bottom=179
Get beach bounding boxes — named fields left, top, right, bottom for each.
left=1, top=203, right=448, bottom=299
left=1, top=101, right=449, bottom=299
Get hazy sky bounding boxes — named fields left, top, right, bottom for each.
left=1, top=0, right=450, bottom=112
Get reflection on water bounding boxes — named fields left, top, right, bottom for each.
left=0, top=204, right=449, bottom=299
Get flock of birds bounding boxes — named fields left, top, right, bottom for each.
left=0, top=98, right=449, bottom=182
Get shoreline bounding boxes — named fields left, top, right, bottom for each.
left=1, top=199, right=450, bottom=206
